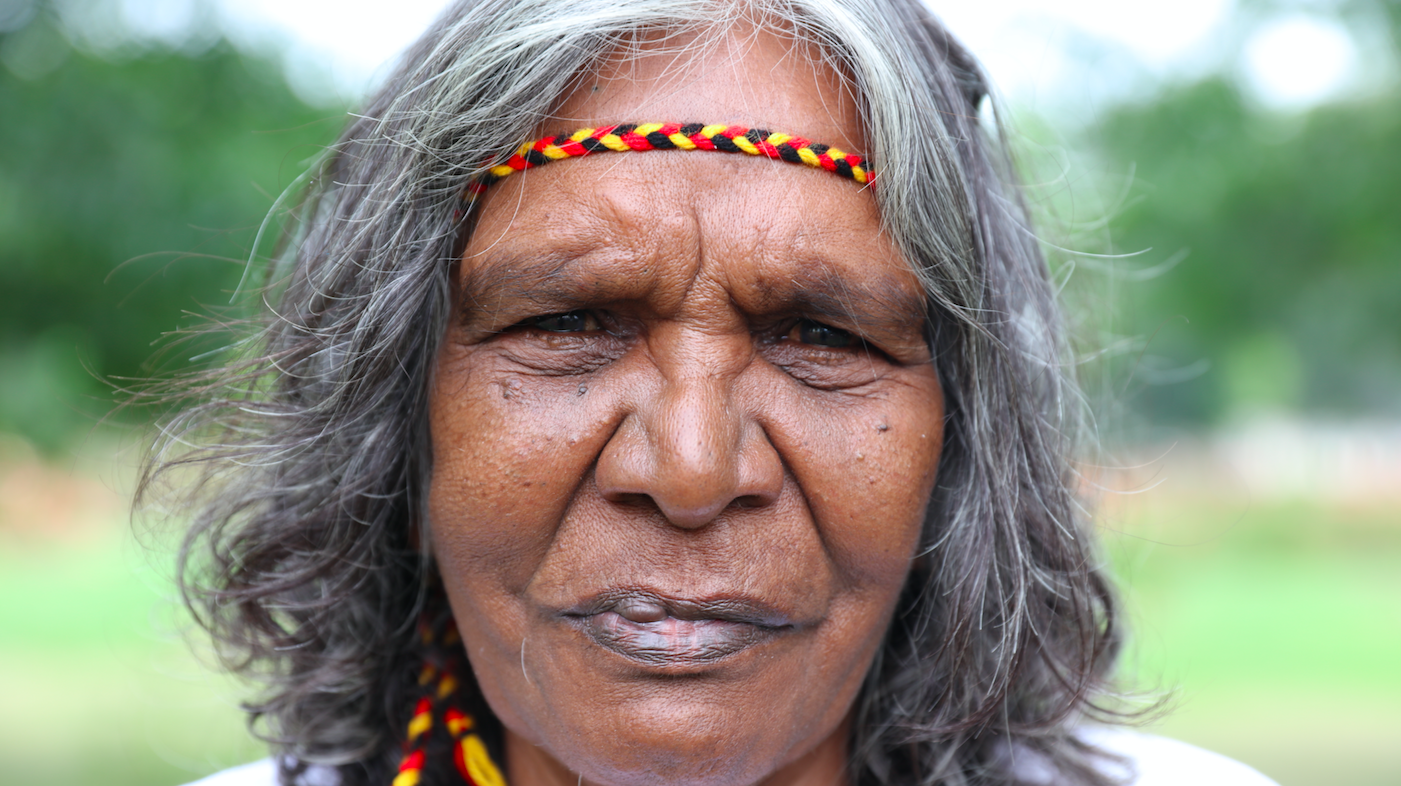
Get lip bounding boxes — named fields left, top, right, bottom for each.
left=562, top=589, right=796, bottom=668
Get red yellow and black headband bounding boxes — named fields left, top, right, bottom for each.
left=465, top=122, right=875, bottom=199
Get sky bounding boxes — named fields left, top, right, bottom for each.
left=79, top=0, right=1376, bottom=113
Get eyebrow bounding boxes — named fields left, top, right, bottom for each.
left=760, top=265, right=929, bottom=341
left=457, top=248, right=929, bottom=340
left=456, top=251, right=606, bottom=322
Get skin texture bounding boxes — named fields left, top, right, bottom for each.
left=427, top=25, right=945, bottom=786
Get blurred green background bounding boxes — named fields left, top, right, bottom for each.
left=1, top=0, right=1397, bottom=784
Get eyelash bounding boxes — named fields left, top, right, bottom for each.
left=785, top=318, right=863, bottom=350
left=519, top=311, right=603, bottom=333
left=515, top=311, right=864, bottom=350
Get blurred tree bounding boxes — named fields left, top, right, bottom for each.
left=0, top=2, right=337, bottom=451
left=3, top=0, right=1397, bottom=449
left=1087, top=13, right=1401, bottom=425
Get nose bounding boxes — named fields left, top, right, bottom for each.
left=594, top=356, right=783, bottom=529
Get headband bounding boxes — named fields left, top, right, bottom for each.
left=465, top=122, right=875, bottom=199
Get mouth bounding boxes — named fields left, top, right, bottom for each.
left=562, top=590, right=795, bottom=667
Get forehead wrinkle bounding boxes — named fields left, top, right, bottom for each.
left=688, top=193, right=920, bottom=337
left=590, top=174, right=707, bottom=314
left=457, top=169, right=640, bottom=314
left=458, top=189, right=703, bottom=324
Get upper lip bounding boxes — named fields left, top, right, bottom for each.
left=562, top=588, right=796, bottom=629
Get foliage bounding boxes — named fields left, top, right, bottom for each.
left=0, top=6, right=338, bottom=451
left=2, top=1, right=1398, bottom=452
left=1083, top=28, right=1401, bottom=424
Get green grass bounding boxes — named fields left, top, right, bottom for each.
left=1103, top=496, right=1401, bottom=785
left=0, top=531, right=262, bottom=786
left=2, top=483, right=1398, bottom=785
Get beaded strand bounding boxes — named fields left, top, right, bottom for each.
left=392, top=618, right=507, bottom=786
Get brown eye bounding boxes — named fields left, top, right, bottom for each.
left=792, top=319, right=857, bottom=348
left=528, top=311, right=600, bottom=332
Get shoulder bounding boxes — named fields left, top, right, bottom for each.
left=181, top=759, right=339, bottom=786
left=1080, top=727, right=1280, bottom=786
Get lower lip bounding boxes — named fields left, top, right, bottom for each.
left=575, top=612, right=775, bottom=667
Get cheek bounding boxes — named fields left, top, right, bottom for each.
left=426, top=351, right=626, bottom=737
left=774, top=375, right=944, bottom=591
left=427, top=353, right=610, bottom=591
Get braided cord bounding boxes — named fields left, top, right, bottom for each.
left=392, top=619, right=508, bottom=786
left=465, top=122, right=874, bottom=198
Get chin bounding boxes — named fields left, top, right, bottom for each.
left=476, top=615, right=859, bottom=786
left=531, top=696, right=819, bottom=786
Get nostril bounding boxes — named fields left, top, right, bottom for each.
left=604, top=491, right=655, bottom=510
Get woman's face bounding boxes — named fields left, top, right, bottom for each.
left=428, top=28, right=944, bottom=786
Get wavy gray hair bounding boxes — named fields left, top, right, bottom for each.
left=142, top=1, right=1126, bottom=784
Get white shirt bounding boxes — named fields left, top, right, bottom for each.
left=183, top=728, right=1280, bottom=786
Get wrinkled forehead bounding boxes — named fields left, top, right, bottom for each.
left=453, top=19, right=912, bottom=326
left=548, top=21, right=868, bottom=157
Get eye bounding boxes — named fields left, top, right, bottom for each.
left=789, top=318, right=859, bottom=348
left=524, top=311, right=601, bottom=333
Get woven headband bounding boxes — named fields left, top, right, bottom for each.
left=465, top=122, right=874, bottom=199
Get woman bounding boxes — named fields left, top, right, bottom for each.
left=153, top=1, right=1277, bottom=785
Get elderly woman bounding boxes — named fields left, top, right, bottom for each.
left=158, top=1, right=1277, bottom=785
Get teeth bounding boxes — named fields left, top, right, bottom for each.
left=615, top=598, right=668, bottom=623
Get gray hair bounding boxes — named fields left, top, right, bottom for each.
left=142, top=1, right=1126, bottom=784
